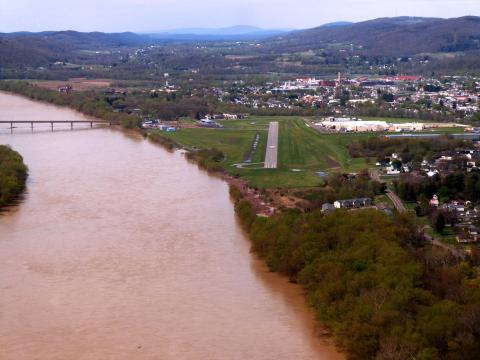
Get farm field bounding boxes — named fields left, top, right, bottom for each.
left=30, top=78, right=113, bottom=91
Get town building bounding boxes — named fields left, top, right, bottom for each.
left=333, top=198, right=373, bottom=209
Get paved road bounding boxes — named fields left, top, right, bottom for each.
left=423, top=228, right=465, bottom=259
left=264, top=122, right=279, bottom=169
left=369, top=169, right=465, bottom=259
left=385, top=189, right=407, bottom=212
left=369, top=169, right=406, bottom=212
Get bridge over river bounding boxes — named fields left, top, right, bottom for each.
left=0, top=120, right=116, bottom=132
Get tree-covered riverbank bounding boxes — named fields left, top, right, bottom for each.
left=0, top=145, right=28, bottom=208
left=231, top=186, right=480, bottom=360
left=0, top=81, right=141, bottom=129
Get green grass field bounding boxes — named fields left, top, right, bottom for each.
left=164, top=116, right=372, bottom=188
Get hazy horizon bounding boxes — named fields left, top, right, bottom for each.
left=0, top=0, right=479, bottom=33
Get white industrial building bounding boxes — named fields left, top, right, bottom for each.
left=317, top=119, right=389, bottom=132
left=316, top=117, right=428, bottom=133
left=390, top=123, right=426, bottom=132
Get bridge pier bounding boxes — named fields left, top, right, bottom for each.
left=31, top=122, right=34, bottom=132
left=51, top=122, right=54, bottom=132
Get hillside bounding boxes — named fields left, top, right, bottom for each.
left=0, top=37, right=61, bottom=67
left=0, top=31, right=152, bottom=67
left=2, top=17, right=480, bottom=74
left=265, top=16, right=480, bottom=56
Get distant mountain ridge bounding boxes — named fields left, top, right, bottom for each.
left=2, top=17, right=480, bottom=69
left=0, top=31, right=150, bottom=48
left=147, top=25, right=290, bottom=41
left=153, top=25, right=265, bottom=35
left=266, top=16, right=480, bottom=56
left=320, top=21, right=353, bottom=28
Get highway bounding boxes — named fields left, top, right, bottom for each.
left=264, top=121, right=279, bottom=169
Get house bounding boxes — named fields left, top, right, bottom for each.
left=456, top=225, right=480, bottom=243
left=427, top=170, right=439, bottom=177
left=385, top=161, right=401, bottom=174
left=321, top=203, right=336, bottom=213
left=58, top=85, right=72, bottom=94
left=198, top=119, right=223, bottom=128
left=334, top=198, right=373, bottom=209
left=441, top=201, right=468, bottom=215
left=387, top=167, right=401, bottom=175
left=430, top=195, right=440, bottom=207
left=142, top=119, right=160, bottom=128
left=421, top=159, right=431, bottom=171
left=223, top=113, right=239, bottom=120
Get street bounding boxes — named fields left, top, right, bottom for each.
left=369, top=169, right=406, bottom=212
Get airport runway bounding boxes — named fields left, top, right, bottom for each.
left=264, top=121, right=279, bottom=169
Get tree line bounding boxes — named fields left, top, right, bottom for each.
left=0, top=145, right=28, bottom=208
left=232, top=187, right=480, bottom=360
left=348, top=136, right=466, bottom=164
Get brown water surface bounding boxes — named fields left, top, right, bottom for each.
left=0, top=92, right=343, bottom=359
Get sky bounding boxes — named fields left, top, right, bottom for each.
left=0, top=0, right=479, bottom=33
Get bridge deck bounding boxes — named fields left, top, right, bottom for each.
left=0, top=120, right=111, bottom=124
left=0, top=120, right=116, bottom=132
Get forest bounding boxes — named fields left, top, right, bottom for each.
left=348, top=136, right=467, bottom=164
left=394, top=172, right=480, bottom=204
left=293, top=171, right=386, bottom=209
left=0, top=145, right=28, bottom=209
left=232, top=187, right=480, bottom=360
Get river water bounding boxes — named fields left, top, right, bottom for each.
left=0, top=92, right=342, bottom=360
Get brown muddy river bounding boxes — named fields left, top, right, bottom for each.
left=0, top=92, right=342, bottom=359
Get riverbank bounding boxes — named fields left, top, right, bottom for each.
left=5, top=85, right=480, bottom=360
left=0, top=82, right=280, bottom=217
left=0, top=145, right=28, bottom=209
left=0, top=91, right=344, bottom=359
left=0, top=81, right=140, bottom=128
left=230, top=185, right=480, bottom=359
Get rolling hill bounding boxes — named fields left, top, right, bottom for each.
left=0, top=31, right=152, bottom=68
left=265, top=16, right=480, bottom=56
left=2, top=17, right=480, bottom=72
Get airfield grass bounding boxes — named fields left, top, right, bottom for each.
left=165, top=128, right=257, bottom=164
left=165, top=116, right=372, bottom=188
